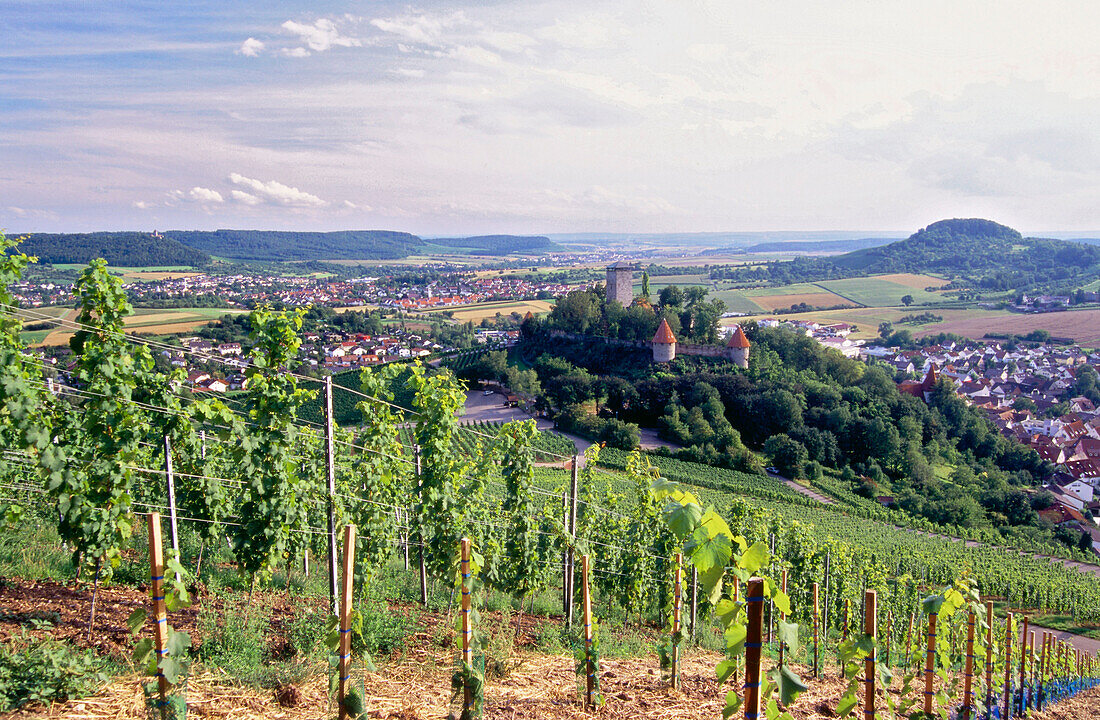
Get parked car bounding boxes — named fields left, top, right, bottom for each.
left=765, top=466, right=779, bottom=475
left=483, top=390, right=493, bottom=396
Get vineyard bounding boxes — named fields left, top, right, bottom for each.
left=0, top=243, right=1099, bottom=718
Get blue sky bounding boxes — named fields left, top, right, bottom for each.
left=3, top=1, right=1099, bottom=235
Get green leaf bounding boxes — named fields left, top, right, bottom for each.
left=777, top=619, right=800, bottom=657
left=722, top=690, right=743, bottom=719
left=725, top=623, right=747, bottom=656
left=922, top=594, right=945, bottom=615
left=699, top=564, right=725, bottom=605
left=132, top=637, right=154, bottom=673
left=716, top=658, right=738, bottom=683
left=159, top=656, right=181, bottom=685
left=127, top=608, right=147, bottom=635
left=740, top=541, right=769, bottom=573
left=665, top=501, right=702, bottom=541
left=686, top=531, right=732, bottom=574
left=772, top=666, right=808, bottom=706
left=837, top=689, right=858, bottom=717
left=166, top=630, right=190, bottom=657
left=771, top=589, right=791, bottom=616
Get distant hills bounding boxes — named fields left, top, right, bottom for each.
left=737, top=238, right=895, bottom=254
left=423, top=235, right=561, bottom=256
left=164, top=229, right=421, bottom=262
left=832, top=219, right=1100, bottom=286
left=12, top=232, right=211, bottom=267
left=5, top=230, right=561, bottom=266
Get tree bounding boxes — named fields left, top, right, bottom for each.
left=763, top=434, right=809, bottom=478
left=658, top=285, right=683, bottom=308
left=641, top=271, right=651, bottom=300
left=901, top=294, right=914, bottom=306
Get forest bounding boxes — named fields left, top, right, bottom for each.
left=709, top=218, right=1100, bottom=294
left=8, top=232, right=210, bottom=267
left=515, top=317, right=1088, bottom=553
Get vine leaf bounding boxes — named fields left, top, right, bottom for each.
left=740, top=541, right=770, bottom=573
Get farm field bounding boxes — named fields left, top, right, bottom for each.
left=721, top=306, right=1002, bottom=340
left=423, top=299, right=554, bottom=322
left=815, top=276, right=945, bottom=306
left=25, top=306, right=246, bottom=346
left=721, top=304, right=1100, bottom=346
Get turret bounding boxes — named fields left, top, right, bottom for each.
left=652, top=319, right=677, bottom=362
left=726, top=325, right=751, bottom=369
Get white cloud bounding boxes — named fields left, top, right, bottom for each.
left=132, top=201, right=152, bottom=210
left=236, top=37, right=264, bottom=57
left=389, top=67, right=425, bottom=78
left=228, top=173, right=327, bottom=207
left=450, top=45, right=502, bottom=67
left=189, top=187, right=223, bottom=203
left=282, top=18, right=361, bottom=54
left=230, top=190, right=262, bottom=205
left=281, top=47, right=311, bottom=58
left=369, top=12, right=467, bottom=46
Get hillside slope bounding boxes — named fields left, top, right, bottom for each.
left=165, top=229, right=421, bottom=261
left=10, top=232, right=210, bottom=267
left=833, top=218, right=1100, bottom=282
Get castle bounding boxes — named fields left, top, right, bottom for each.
left=602, top=261, right=750, bottom=368
left=605, top=261, right=634, bottom=307
left=651, top=319, right=751, bottom=368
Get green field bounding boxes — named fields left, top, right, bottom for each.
left=815, top=277, right=943, bottom=307
left=708, top=289, right=765, bottom=314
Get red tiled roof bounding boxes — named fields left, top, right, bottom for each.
left=727, top=325, right=751, bottom=349
left=653, top=318, right=677, bottom=344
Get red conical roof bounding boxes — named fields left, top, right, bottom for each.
left=653, top=318, right=677, bottom=344
left=726, top=325, right=751, bottom=348
left=921, top=364, right=939, bottom=391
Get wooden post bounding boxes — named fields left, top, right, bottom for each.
left=416, top=446, right=427, bottom=607
left=812, top=583, right=820, bottom=678
left=690, top=567, right=699, bottom=640
left=732, top=579, right=740, bottom=687
left=962, top=611, right=975, bottom=720
left=324, top=377, right=339, bottom=615
left=863, top=590, right=877, bottom=720
left=459, top=538, right=474, bottom=715
left=1003, top=613, right=1013, bottom=720
left=924, top=611, right=936, bottom=717
left=744, top=579, right=765, bottom=720
left=162, top=436, right=181, bottom=584
left=823, top=551, right=831, bottom=654
left=1017, top=616, right=1028, bottom=715
left=843, top=598, right=851, bottom=640
left=672, top=552, right=682, bottom=689
left=990, top=602, right=998, bottom=720
left=581, top=555, right=596, bottom=708
left=148, top=512, right=169, bottom=714
left=1028, top=631, right=1035, bottom=711
left=401, top=508, right=409, bottom=571
left=338, top=524, right=357, bottom=720
left=904, top=611, right=914, bottom=670
left=566, top=455, right=579, bottom=626
left=199, top=429, right=206, bottom=460
left=778, top=569, right=788, bottom=670
left=884, top=611, right=893, bottom=668
left=1037, top=632, right=1048, bottom=711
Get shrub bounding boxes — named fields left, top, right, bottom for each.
left=0, top=627, right=107, bottom=711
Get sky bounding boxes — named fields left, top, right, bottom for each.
left=2, top=1, right=1099, bottom=236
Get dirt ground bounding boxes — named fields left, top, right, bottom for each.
left=2, top=575, right=1098, bottom=720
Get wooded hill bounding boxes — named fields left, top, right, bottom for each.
left=715, top=218, right=1100, bottom=292
left=6, top=230, right=563, bottom=266
left=11, top=232, right=211, bottom=267
left=833, top=218, right=1100, bottom=287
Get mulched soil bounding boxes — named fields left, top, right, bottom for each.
left=1, top=575, right=1098, bottom=720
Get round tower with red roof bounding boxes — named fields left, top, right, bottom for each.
left=726, top=325, right=751, bottom=369
left=652, top=318, right=677, bottom=362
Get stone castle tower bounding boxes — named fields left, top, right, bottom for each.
left=652, top=318, right=677, bottom=362
left=726, top=325, right=751, bottom=369
left=605, top=261, right=634, bottom=307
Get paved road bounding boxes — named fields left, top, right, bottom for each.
left=1028, top=622, right=1100, bottom=655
